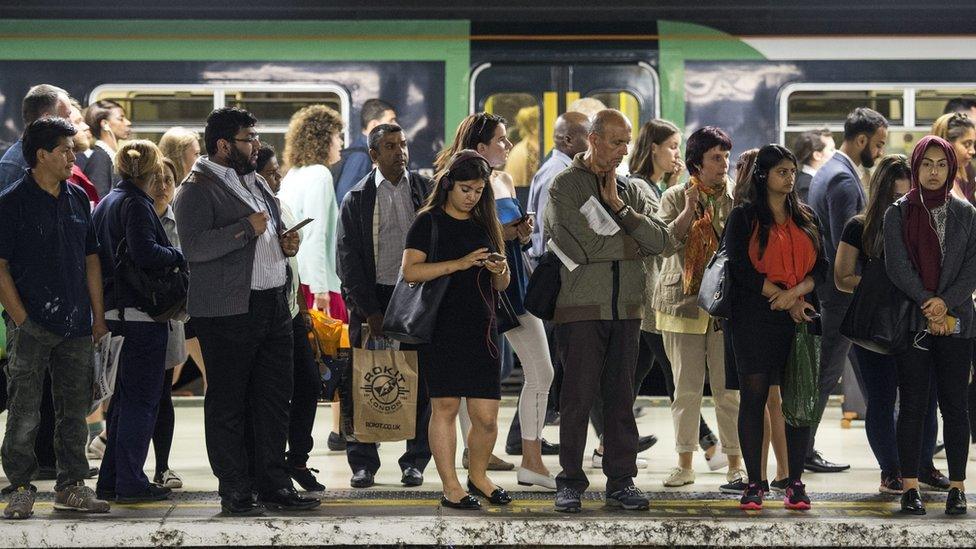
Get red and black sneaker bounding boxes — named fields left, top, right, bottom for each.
left=739, top=482, right=764, bottom=511
left=784, top=480, right=812, bottom=510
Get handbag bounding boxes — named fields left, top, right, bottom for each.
left=523, top=250, right=562, bottom=320
left=382, top=216, right=450, bottom=344
left=495, top=289, right=521, bottom=334
left=782, top=322, right=822, bottom=427
left=840, top=256, right=913, bottom=355
left=697, top=234, right=731, bottom=319
left=113, top=239, right=188, bottom=322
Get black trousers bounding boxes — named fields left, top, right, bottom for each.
left=152, top=368, right=175, bottom=475
left=286, top=313, right=321, bottom=467
left=896, top=334, right=971, bottom=481
left=807, top=286, right=861, bottom=456
left=195, top=288, right=294, bottom=497
left=346, top=283, right=432, bottom=475
left=555, top=319, right=640, bottom=493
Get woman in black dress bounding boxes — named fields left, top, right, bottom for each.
left=402, top=150, right=511, bottom=510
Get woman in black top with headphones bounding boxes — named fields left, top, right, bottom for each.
left=402, top=150, right=511, bottom=510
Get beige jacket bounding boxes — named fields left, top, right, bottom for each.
left=650, top=179, right=733, bottom=319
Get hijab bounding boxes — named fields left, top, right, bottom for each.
left=903, top=135, right=957, bottom=292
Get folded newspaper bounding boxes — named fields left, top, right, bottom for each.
left=90, top=332, right=125, bottom=414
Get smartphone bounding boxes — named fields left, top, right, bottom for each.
left=806, top=312, right=822, bottom=320
left=283, top=217, right=314, bottom=235
left=487, top=252, right=506, bottom=262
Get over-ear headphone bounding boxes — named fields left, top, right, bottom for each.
left=438, top=149, right=489, bottom=191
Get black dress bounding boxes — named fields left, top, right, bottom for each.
left=405, top=209, right=501, bottom=400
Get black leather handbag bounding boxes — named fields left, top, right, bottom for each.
left=697, top=235, right=732, bottom=319
left=840, top=256, right=913, bottom=355
left=114, top=239, right=188, bottom=322
left=523, top=250, right=562, bottom=321
left=495, top=290, right=521, bottom=334
left=382, top=218, right=450, bottom=344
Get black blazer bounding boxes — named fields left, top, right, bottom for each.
left=83, top=147, right=116, bottom=199
left=725, top=202, right=827, bottom=326
left=795, top=170, right=813, bottom=205
left=336, top=168, right=433, bottom=322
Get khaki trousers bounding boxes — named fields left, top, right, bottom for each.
left=663, top=326, right=741, bottom=455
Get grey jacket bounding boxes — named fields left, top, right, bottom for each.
left=884, top=195, right=976, bottom=339
left=173, top=161, right=282, bottom=317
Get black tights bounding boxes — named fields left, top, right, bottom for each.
left=738, top=372, right=809, bottom=484
left=152, top=368, right=175, bottom=475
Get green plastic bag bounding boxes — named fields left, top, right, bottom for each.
left=783, top=322, right=822, bottom=427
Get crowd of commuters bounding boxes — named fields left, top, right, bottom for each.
left=1, top=81, right=976, bottom=520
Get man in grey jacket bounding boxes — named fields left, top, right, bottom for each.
left=174, top=107, right=316, bottom=515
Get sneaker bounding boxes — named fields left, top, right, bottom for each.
left=327, top=431, right=346, bottom=452
left=591, top=450, right=648, bottom=470
left=919, top=467, right=950, bottom=492
left=739, top=482, right=763, bottom=510
left=769, top=478, right=788, bottom=493
left=784, top=480, right=812, bottom=510
left=116, top=484, right=171, bottom=503
left=54, top=483, right=110, bottom=513
left=87, top=435, right=107, bottom=460
left=3, top=485, right=35, bottom=519
left=288, top=466, right=325, bottom=492
left=153, top=470, right=183, bottom=490
left=606, top=485, right=649, bottom=511
left=554, top=486, right=582, bottom=513
left=719, top=469, right=748, bottom=494
left=879, top=472, right=904, bottom=495
left=663, top=467, right=695, bottom=487
left=704, top=445, right=728, bottom=471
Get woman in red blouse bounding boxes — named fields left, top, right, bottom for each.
left=724, top=144, right=828, bottom=512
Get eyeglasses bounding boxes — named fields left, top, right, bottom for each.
left=234, top=134, right=260, bottom=144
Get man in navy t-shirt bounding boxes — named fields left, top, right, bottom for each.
left=0, top=117, right=110, bottom=519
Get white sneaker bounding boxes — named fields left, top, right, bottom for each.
left=154, top=469, right=183, bottom=489
left=663, top=467, right=695, bottom=487
left=705, top=445, right=728, bottom=471
left=86, top=435, right=106, bottom=460
left=591, top=450, right=649, bottom=470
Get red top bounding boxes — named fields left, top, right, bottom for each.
left=748, top=218, right=817, bottom=289
left=68, top=164, right=100, bottom=205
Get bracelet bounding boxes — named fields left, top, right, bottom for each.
left=615, top=204, right=629, bottom=216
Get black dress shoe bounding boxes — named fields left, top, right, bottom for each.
left=401, top=467, right=423, bottom=487
left=900, top=488, right=926, bottom=515
left=288, top=465, right=325, bottom=492
left=327, top=431, right=347, bottom=452
left=505, top=438, right=560, bottom=456
left=440, top=494, right=481, bottom=510
left=258, top=487, right=320, bottom=510
left=116, top=483, right=171, bottom=503
left=803, top=451, right=850, bottom=473
left=466, top=479, right=512, bottom=505
left=946, top=487, right=967, bottom=515
left=919, top=467, right=950, bottom=491
left=221, top=492, right=264, bottom=516
left=350, top=469, right=375, bottom=489
left=637, top=435, right=658, bottom=454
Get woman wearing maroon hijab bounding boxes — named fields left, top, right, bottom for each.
left=884, top=135, right=976, bottom=516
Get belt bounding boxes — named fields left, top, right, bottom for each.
left=251, top=285, right=286, bottom=296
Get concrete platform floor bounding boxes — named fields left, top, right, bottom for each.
left=1, top=398, right=975, bottom=547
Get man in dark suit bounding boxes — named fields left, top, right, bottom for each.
left=336, top=123, right=434, bottom=489
left=174, top=107, right=318, bottom=514
left=792, top=128, right=835, bottom=204
left=806, top=108, right=887, bottom=473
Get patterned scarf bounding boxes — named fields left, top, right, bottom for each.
left=683, top=175, right=726, bottom=295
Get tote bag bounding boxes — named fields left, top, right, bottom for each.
left=383, top=217, right=450, bottom=344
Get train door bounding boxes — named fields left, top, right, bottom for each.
left=471, top=62, right=659, bottom=201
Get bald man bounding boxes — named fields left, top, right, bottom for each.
left=544, top=109, right=694, bottom=512
left=527, top=111, right=590, bottom=261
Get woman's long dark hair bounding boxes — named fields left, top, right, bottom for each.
left=858, top=154, right=911, bottom=259
left=744, top=144, right=821, bottom=258
left=422, top=153, right=505, bottom=254
left=434, top=112, right=507, bottom=172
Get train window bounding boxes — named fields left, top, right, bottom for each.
left=224, top=90, right=343, bottom=127
left=484, top=93, right=540, bottom=187
left=90, top=88, right=214, bottom=133
left=588, top=91, right=641, bottom=135
left=787, top=90, right=904, bottom=126
left=915, top=89, right=976, bottom=126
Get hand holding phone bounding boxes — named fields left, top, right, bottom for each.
left=282, top=217, right=314, bottom=236
left=487, top=252, right=506, bottom=263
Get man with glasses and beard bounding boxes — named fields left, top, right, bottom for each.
left=806, top=107, right=888, bottom=475
left=174, top=107, right=319, bottom=515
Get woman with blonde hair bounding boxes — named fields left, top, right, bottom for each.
left=92, top=140, right=184, bottom=503
left=158, top=127, right=201, bottom=185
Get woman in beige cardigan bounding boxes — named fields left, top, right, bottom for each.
left=652, top=126, right=743, bottom=491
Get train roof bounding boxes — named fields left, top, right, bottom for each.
left=1, top=0, right=975, bottom=37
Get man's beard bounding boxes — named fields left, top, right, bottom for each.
left=229, top=146, right=256, bottom=175
left=860, top=146, right=875, bottom=169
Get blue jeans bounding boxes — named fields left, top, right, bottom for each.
left=854, top=345, right=940, bottom=476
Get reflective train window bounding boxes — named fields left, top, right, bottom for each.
left=588, top=91, right=641, bottom=135
left=90, top=85, right=350, bottom=159
left=915, top=89, right=976, bottom=126
left=484, top=93, right=540, bottom=187
left=786, top=90, right=904, bottom=126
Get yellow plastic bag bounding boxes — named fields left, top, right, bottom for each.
left=307, top=309, right=344, bottom=357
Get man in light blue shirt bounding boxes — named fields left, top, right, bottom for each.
left=333, top=98, right=397, bottom=205
left=0, top=84, right=72, bottom=189
left=526, top=111, right=590, bottom=261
